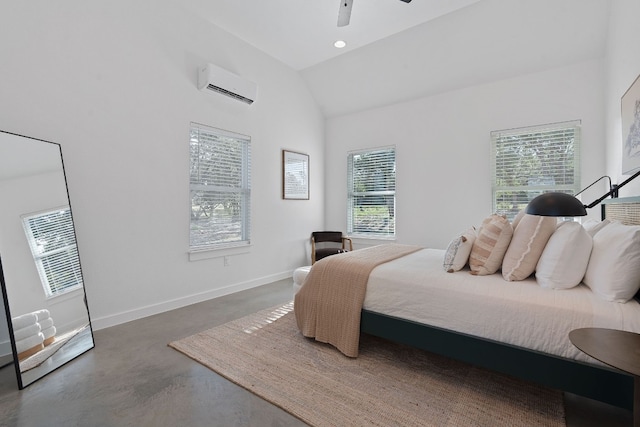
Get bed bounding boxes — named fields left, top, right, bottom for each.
left=294, top=196, right=640, bottom=410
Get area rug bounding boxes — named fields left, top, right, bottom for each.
left=169, top=302, right=565, bottom=427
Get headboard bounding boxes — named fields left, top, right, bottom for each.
left=600, top=196, right=640, bottom=301
left=600, top=196, right=640, bottom=224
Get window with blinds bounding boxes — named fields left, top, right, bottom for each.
left=347, top=147, right=396, bottom=237
left=491, top=120, right=581, bottom=221
left=22, top=207, right=83, bottom=298
left=190, top=123, right=251, bottom=250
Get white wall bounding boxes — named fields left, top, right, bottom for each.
left=326, top=59, right=605, bottom=249
left=0, top=1, right=325, bottom=329
left=605, top=0, right=640, bottom=195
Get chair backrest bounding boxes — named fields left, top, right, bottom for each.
left=311, top=231, right=343, bottom=243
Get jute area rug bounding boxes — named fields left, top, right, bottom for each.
left=169, top=302, right=565, bottom=427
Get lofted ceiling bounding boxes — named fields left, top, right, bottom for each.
left=180, top=0, right=482, bottom=71
left=183, top=0, right=610, bottom=117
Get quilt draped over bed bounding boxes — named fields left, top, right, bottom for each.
left=294, top=244, right=422, bottom=357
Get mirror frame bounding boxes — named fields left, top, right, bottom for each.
left=0, top=130, right=94, bottom=389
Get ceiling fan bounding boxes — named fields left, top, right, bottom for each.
left=338, top=0, right=412, bottom=27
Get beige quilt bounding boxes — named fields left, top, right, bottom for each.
left=294, top=244, right=422, bottom=357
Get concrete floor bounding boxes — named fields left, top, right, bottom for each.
left=0, top=279, right=632, bottom=426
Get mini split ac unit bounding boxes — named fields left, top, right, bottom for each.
left=198, top=63, right=257, bottom=105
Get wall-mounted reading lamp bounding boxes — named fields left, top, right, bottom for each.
left=525, top=169, right=640, bottom=217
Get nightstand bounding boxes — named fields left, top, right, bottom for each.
left=570, top=328, right=640, bottom=426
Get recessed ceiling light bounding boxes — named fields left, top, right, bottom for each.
left=334, top=40, right=347, bottom=49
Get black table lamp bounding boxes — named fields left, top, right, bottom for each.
left=526, top=169, right=640, bottom=217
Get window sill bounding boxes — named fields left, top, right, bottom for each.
left=349, top=236, right=396, bottom=249
left=188, top=243, right=252, bottom=262
left=45, top=286, right=84, bottom=304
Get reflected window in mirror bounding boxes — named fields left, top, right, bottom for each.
left=22, top=207, right=83, bottom=298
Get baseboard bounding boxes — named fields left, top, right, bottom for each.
left=0, top=339, right=13, bottom=368
left=90, top=270, right=293, bottom=331
left=0, top=353, right=13, bottom=369
left=0, top=338, right=11, bottom=359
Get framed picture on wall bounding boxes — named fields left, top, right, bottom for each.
left=621, top=73, right=640, bottom=174
left=282, top=150, right=309, bottom=200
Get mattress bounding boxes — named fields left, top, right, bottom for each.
left=363, top=248, right=640, bottom=364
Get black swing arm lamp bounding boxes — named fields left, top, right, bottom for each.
left=525, top=169, right=640, bottom=217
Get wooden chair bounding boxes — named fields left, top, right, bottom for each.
left=310, top=231, right=353, bottom=265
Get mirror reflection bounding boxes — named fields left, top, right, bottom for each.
left=0, top=130, right=94, bottom=389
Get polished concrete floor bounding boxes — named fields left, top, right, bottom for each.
left=0, top=279, right=633, bottom=426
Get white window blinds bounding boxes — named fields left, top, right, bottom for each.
left=22, top=208, right=83, bottom=297
left=347, top=147, right=396, bottom=237
left=190, top=123, right=251, bottom=250
left=491, top=120, right=581, bottom=220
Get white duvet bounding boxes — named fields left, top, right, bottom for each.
left=362, top=248, right=640, bottom=364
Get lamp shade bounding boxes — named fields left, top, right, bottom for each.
left=525, top=192, right=587, bottom=217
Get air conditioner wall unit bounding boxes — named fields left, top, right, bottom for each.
left=198, top=63, right=257, bottom=104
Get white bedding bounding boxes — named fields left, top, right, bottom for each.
left=362, top=248, right=640, bottom=364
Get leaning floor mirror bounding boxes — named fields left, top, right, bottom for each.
left=0, top=130, right=94, bottom=389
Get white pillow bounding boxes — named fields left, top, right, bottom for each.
left=535, top=221, right=592, bottom=289
left=583, top=221, right=640, bottom=302
left=443, top=227, right=476, bottom=272
left=582, top=218, right=611, bottom=237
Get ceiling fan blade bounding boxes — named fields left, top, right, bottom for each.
left=337, top=0, right=353, bottom=27
left=338, top=0, right=410, bottom=27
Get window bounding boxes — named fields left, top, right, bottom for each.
left=22, top=207, right=83, bottom=298
left=491, top=120, right=581, bottom=221
left=347, top=147, right=396, bottom=238
left=190, top=123, right=251, bottom=251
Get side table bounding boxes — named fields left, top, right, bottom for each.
left=569, top=328, right=640, bottom=426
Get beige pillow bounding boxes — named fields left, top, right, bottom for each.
left=469, top=214, right=513, bottom=276
left=443, top=227, right=476, bottom=272
left=535, top=221, right=592, bottom=289
left=502, top=214, right=556, bottom=281
left=511, top=208, right=526, bottom=230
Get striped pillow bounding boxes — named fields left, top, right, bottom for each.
left=469, top=214, right=513, bottom=276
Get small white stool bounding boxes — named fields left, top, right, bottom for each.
left=292, top=266, right=311, bottom=294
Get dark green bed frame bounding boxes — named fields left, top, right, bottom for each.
left=359, top=196, right=640, bottom=411
left=360, top=310, right=633, bottom=409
